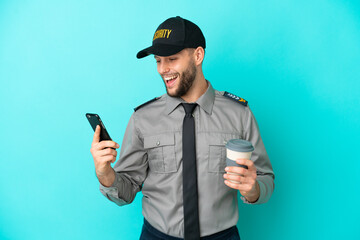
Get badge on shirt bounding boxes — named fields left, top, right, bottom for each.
left=223, top=91, right=248, bottom=106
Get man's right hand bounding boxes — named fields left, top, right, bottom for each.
left=90, top=125, right=119, bottom=187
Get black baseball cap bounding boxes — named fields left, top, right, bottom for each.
left=136, top=16, right=206, bottom=59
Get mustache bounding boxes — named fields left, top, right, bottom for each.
left=161, top=73, right=178, bottom=78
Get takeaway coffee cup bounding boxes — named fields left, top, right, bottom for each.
left=225, top=139, right=254, bottom=183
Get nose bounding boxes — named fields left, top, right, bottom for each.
left=158, top=61, right=170, bottom=75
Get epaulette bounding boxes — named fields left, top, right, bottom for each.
left=223, top=91, right=248, bottom=106
left=134, top=97, right=160, bottom=112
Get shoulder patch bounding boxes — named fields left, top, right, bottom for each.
left=223, top=91, right=248, bottom=106
left=134, top=97, right=160, bottom=112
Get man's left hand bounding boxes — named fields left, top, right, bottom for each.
left=223, top=159, right=260, bottom=203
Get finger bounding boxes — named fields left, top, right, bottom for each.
left=235, top=159, right=255, bottom=170
left=96, top=140, right=120, bottom=150
left=99, top=155, right=116, bottom=163
left=223, top=173, right=246, bottom=183
left=224, top=174, right=256, bottom=187
left=226, top=167, right=257, bottom=184
left=225, top=166, right=247, bottom=175
left=98, top=148, right=118, bottom=157
left=224, top=179, right=246, bottom=190
left=92, top=125, right=101, bottom=144
left=224, top=180, right=253, bottom=192
left=224, top=179, right=240, bottom=190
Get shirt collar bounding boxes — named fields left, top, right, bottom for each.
left=196, top=81, right=215, bottom=115
left=165, top=80, right=215, bottom=115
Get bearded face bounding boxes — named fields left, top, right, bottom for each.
left=156, top=49, right=197, bottom=99
left=163, top=59, right=197, bottom=98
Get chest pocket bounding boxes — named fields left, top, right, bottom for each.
left=208, top=133, right=241, bottom=173
left=144, top=133, right=177, bottom=173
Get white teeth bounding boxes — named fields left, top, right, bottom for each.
left=164, top=75, right=177, bottom=81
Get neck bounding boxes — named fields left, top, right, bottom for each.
left=181, top=72, right=207, bottom=103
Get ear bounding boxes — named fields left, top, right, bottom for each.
left=193, top=47, right=205, bottom=66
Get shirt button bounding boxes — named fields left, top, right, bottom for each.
left=156, top=141, right=160, bottom=146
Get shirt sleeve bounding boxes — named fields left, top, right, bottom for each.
left=241, top=106, right=275, bottom=204
left=99, top=113, right=148, bottom=206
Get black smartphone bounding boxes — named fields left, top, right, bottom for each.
left=86, top=113, right=112, bottom=141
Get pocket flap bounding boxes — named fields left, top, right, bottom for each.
left=144, top=133, right=175, bottom=148
left=208, top=133, right=241, bottom=146
left=208, top=138, right=227, bottom=146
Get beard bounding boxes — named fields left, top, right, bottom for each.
left=165, top=61, right=197, bottom=98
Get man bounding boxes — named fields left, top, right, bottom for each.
left=90, top=16, right=274, bottom=240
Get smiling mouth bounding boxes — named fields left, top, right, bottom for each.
left=164, top=75, right=178, bottom=88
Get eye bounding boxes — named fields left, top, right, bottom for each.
left=169, top=58, right=177, bottom=61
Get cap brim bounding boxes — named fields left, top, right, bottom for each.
left=136, top=44, right=185, bottom=59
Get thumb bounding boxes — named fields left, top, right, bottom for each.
left=92, top=125, right=101, bottom=144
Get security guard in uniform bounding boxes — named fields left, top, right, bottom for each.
left=90, top=16, right=275, bottom=240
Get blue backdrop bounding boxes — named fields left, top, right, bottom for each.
left=1, top=0, right=359, bottom=239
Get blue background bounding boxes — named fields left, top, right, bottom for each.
left=1, top=0, right=359, bottom=239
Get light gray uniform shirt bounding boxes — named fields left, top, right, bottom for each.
left=100, top=82, right=275, bottom=238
